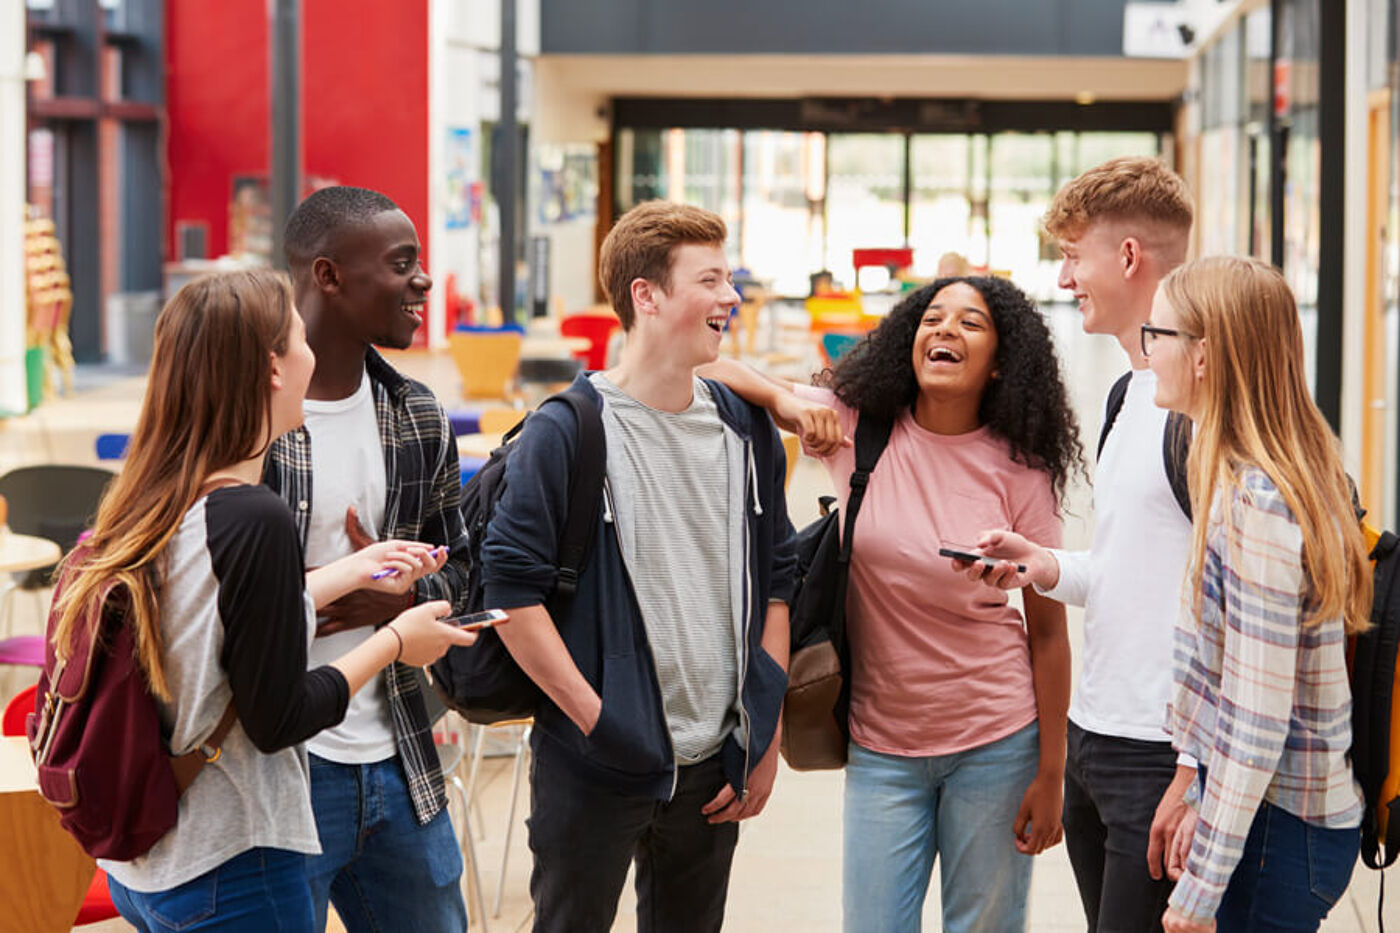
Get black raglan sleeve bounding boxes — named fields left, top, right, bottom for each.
left=206, top=486, right=350, bottom=753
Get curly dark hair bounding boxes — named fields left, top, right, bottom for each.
left=820, top=276, right=1085, bottom=504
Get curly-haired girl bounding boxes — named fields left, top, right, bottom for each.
left=706, top=274, right=1083, bottom=931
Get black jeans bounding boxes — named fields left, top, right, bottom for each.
left=526, top=738, right=740, bottom=933
left=1064, top=721, right=1179, bottom=933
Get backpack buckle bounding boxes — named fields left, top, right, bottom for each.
left=556, top=566, right=579, bottom=597
left=849, top=472, right=869, bottom=490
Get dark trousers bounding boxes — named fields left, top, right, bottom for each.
left=1063, top=721, right=1178, bottom=933
left=527, top=740, right=740, bottom=933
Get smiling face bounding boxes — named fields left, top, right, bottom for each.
left=911, top=281, right=999, bottom=405
left=1057, top=220, right=1136, bottom=338
left=1145, top=285, right=1205, bottom=417
left=329, top=208, right=431, bottom=349
left=636, top=242, right=740, bottom=368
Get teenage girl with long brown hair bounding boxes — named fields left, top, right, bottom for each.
left=1144, top=256, right=1370, bottom=932
left=50, top=269, right=474, bottom=931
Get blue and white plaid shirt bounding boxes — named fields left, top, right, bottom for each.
left=1168, top=466, right=1363, bottom=922
left=264, top=348, right=471, bottom=825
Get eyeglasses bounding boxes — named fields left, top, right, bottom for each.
left=1140, top=323, right=1199, bottom=358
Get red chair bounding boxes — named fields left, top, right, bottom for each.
left=3, top=684, right=120, bottom=926
left=1, top=682, right=35, bottom=735
left=559, top=312, right=620, bottom=371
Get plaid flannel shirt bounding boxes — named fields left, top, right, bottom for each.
left=1167, top=466, right=1363, bottom=923
left=264, top=348, right=471, bottom=825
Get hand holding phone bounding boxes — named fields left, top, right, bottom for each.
left=938, top=545, right=1027, bottom=574
left=442, top=608, right=510, bottom=631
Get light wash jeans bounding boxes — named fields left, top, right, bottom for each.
left=843, top=721, right=1040, bottom=933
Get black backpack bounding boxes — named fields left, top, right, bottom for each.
left=428, top=384, right=606, bottom=724
left=1354, top=525, right=1400, bottom=873
left=1099, top=371, right=1193, bottom=520
left=781, top=415, right=893, bottom=770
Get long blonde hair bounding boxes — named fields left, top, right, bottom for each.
left=50, top=269, right=295, bottom=698
left=1163, top=256, right=1371, bottom=634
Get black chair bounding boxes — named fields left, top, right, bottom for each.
left=0, top=465, right=116, bottom=587
left=517, top=357, right=582, bottom=388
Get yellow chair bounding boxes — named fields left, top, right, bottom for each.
left=477, top=407, right=528, bottom=435
left=448, top=331, right=523, bottom=401
left=782, top=433, right=801, bottom=489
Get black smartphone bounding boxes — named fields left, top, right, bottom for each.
left=443, top=608, right=510, bottom=631
left=938, top=545, right=1027, bottom=574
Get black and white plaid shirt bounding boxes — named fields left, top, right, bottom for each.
left=264, top=348, right=470, bottom=825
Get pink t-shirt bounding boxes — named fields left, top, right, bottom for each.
left=797, top=385, right=1062, bottom=757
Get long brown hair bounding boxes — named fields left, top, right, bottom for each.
left=1163, top=256, right=1371, bottom=634
left=51, top=269, right=296, bottom=698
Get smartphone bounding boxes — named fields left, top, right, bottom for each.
left=443, top=609, right=510, bottom=631
left=938, top=545, right=1027, bottom=574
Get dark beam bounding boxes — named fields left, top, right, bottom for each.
left=498, top=0, right=520, bottom=325
left=1314, top=0, right=1344, bottom=430
left=270, top=0, right=301, bottom=270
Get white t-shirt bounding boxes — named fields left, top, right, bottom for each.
left=302, top=372, right=395, bottom=763
left=1042, top=368, right=1194, bottom=743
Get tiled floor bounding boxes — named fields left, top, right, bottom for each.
left=0, top=306, right=1392, bottom=931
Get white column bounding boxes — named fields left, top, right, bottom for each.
left=426, top=0, right=447, bottom=350
left=0, top=1, right=29, bottom=414
left=1339, top=0, right=1368, bottom=479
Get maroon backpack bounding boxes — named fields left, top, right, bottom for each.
left=26, top=545, right=235, bottom=861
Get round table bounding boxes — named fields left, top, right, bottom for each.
left=0, top=533, right=60, bottom=574
left=457, top=432, right=507, bottom=460
left=521, top=335, right=591, bottom=358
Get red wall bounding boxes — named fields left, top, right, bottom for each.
left=166, top=2, right=269, bottom=261
left=166, top=2, right=430, bottom=269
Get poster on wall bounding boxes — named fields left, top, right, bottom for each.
left=445, top=127, right=475, bottom=230
left=229, top=176, right=271, bottom=261
left=536, top=144, right=598, bottom=225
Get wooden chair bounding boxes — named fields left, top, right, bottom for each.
left=477, top=408, right=527, bottom=435
left=462, top=718, right=534, bottom=919
left=448, top=331, right=523, bottom=402
left=1, top=683, right=110, bottom=924
left=782, top=433, right=801, bottom=489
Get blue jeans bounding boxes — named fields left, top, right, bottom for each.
left=1213, top=799, right=1359, bottom=932
left=305, top=754, right=468, bottom=933
left=843, top=722, right=1040, bottom=933
left=108, top=847, right=315, bottom=932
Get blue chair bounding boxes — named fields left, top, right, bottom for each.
left=447, top=411, right=481, bottom=437
left=821, top=332, right=861, bottom=365
left=459, top=456, right=488, bottom=486
left=455, top=323, right=526, bottom=335
left=95, top=433, right=129, bottom=461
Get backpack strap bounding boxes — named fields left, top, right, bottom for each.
left=545, top=383, right=606, bottom=600
left=1097, top=371, right=1131, bottom=460
left=1163, top=412, right=1193, bottom=521
left=1098, top=371, right=1193, bottom=521
left=170, top=702, right=238, bottom=794
left=837, top=415, right=895, bottom=567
